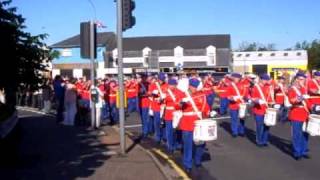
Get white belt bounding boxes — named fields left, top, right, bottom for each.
left=127, top=89, right=136, bottom=92
left=166, top=106, right=175, bottom=110
left=183, top=112, right=201, bottom=116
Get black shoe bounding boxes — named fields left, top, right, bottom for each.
left=263, top=144, right=269, bottom=147
left=294, top=156, right=302, bottom=161
left=232, top=134, right=238, bottom=138
left=239, top=134, right=245, bottom=137
left=303, top=155, right=311, bottom=159
left=195, top=164, right=203, bottom=169
left=184, top=167, right=192, bottom=174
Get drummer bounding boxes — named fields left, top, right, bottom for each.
left=251, top=74, right=274, bottom=147
left=217, top=75, right=230, bottom=115
left=274, top=76, right=289, bottom=122
left=226, top=73, right=248, bottom=137
left=178, top=78, right=210, bottom=173
left=307, top=71, right=320, bottom=114
left=287, top=72, right=311, bottom=160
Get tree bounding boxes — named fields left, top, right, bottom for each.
left=0, top=0, right=55, bottom=110
left=293, top=39, right=320, bottom=70
left=237, top=41, right=277, bottom=52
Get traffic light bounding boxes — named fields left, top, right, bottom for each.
left=122, top=0, right=136, bottom=31
left=80, top=22, right=97, bottom=59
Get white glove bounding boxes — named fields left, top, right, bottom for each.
left=274, top=104, right=281, bottom=109
left=303, top=94, right=310, bottom=99
left=317, top=90, right=320, bottom=95
left=233, top=96, right=241, bottom=101
left=181, top=97, right=189, bottom=103
left=258, top=99, right=266, bottom=105
left=315, top=105, right=320, bottom=111
left=210, top=111, right=217, bottom=118
left=152, top=90, right=159, bottom=95
left=161, top=94, right=166, bottom=99
left=248, top=99, right=253, bottom=104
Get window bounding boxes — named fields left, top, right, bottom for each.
left=297, top=52, right=302, bottom=56
left=61, top=49, right=72, bottom=57
left=270, top=53, right=276, bottom=56
left=245, top=54, right=250, bottom=57
left=237, top=54, right=242, bottom=57
left=284, top=53, right=288, bottom=56
left=258, top=53, right=263, bottom=57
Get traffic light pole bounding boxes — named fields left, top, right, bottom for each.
left=90, top=20, right=97, bottom=129
left=116, top=0, right=126, bottom=155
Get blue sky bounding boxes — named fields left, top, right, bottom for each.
left=11, top=0, right=320, bottom=49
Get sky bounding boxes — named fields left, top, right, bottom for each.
left=10, top=0, right=320, bottom=50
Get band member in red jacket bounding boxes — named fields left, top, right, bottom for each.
left=226, top=73, right=248, bottom=137
left=251, top=74, right=274, bottom=147
left=108, top=80, right=119, bottom=124
left=163, top=78, right=184, bottom=153
left=288, top=72, right=311, bottom=160
left=126, top=76, right=139, bottom=113
left=148, top=72, right=168, bottom=143
left=179, top=78, right=210, bottom=172
left=307, top=71, right=320, bottom=113
left=138, top=74, right=150, bottom=138
left=202, top=73, right=216, bottom=110
left=217, top=75, right=230, bottom=115
left=274, top=76, right=289, bottom=122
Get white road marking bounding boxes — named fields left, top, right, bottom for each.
left=125, top=124, right=142, bottom=128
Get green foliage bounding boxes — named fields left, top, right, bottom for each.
left=0, top=0, right=55, bottom=108
left=294, top=39, right=320, bottom=70
left=237, top=41, right=276, bottom=52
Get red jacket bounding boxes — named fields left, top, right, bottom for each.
left=108, top=81, right=118, bottom=104
left=163, top=87, right=184, bottom=121
left=203, top=78, right=214, bottom=95
left=288, top=86, right=310, bottom=122
left=139, top=81, right=150, bottom=108
left=179, top=91, right=210, bottom=131
left=307, top=79, right=320, bottom=105
left=126, top=80, right=139, bottom=98
left=251, top=84, right=274, bottom=115
left=226, top=82, right=248, bottom=110
left=148, top=81, right=168, bottom=112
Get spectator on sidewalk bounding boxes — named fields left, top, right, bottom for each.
left=42, top=79, right=53, bottom=114
left=53, top=75, right=65, bottom=123
left=63, top=78, right=78, bottom=126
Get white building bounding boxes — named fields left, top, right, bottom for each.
left=232, top=50, right=308, bottom=77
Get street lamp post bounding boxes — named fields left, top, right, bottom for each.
left=116, top=0, right=126, bottom=155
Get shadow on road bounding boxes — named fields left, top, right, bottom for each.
left=0, top=114, right=110, bottom=180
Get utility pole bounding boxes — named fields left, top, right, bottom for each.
left=90, top=20, right=97, bottom=129
left=116, top=0, right=126, bottom=155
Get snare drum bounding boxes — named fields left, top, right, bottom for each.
left=264, top=108, right=277, bottom=126
left=239, top=103, right=247, bottom=118
left=193, top=119, right=217, bottom=142
left=304, top=114, right=320, bottom=136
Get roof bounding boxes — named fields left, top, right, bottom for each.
left=50, top=32, right=116, bottom=48
left=51, top=32, right=231, bottom=50
left=119, top=34, right=231, bottom=51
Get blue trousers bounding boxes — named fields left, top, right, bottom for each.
left=291, top=121, right=309, bottom=158
left=206, top=93, right=215, bottom=110
left=279, top=106, right=288, bottom=122
left=220, top=98, right=229, bottom=115
left=255, top=114, right=270, bottom=145
left=230, top=109, right=245, bottom=136
left=165, top=121, right=175, bottom=152
left=56, top=98, right=64, bottom=122
left=182, top=131, right=205, bottom=169
left=101, top=103, right=109, bottom=123
left=128, top=97, right=139, bottom=113
left=109, top=103, right=119, bottom=124
left=140, top=108, right=149, bottom=137
left=153, top=111, right=162, bottom=142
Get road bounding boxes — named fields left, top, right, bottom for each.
left=125, top=111, right=320, bottom=180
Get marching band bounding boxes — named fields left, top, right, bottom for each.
left=73, top=70, right=320, bottom=172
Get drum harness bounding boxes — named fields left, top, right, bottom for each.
left=255, top=84, right=275, bottom=108
left=155, top=81, right=166, bottom=119
left=279, top=83, right=292, bottom=107
left=231, top=82, right=245, bottom=104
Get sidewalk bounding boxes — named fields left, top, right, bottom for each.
left=0, top=109, right=166, bottom=180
